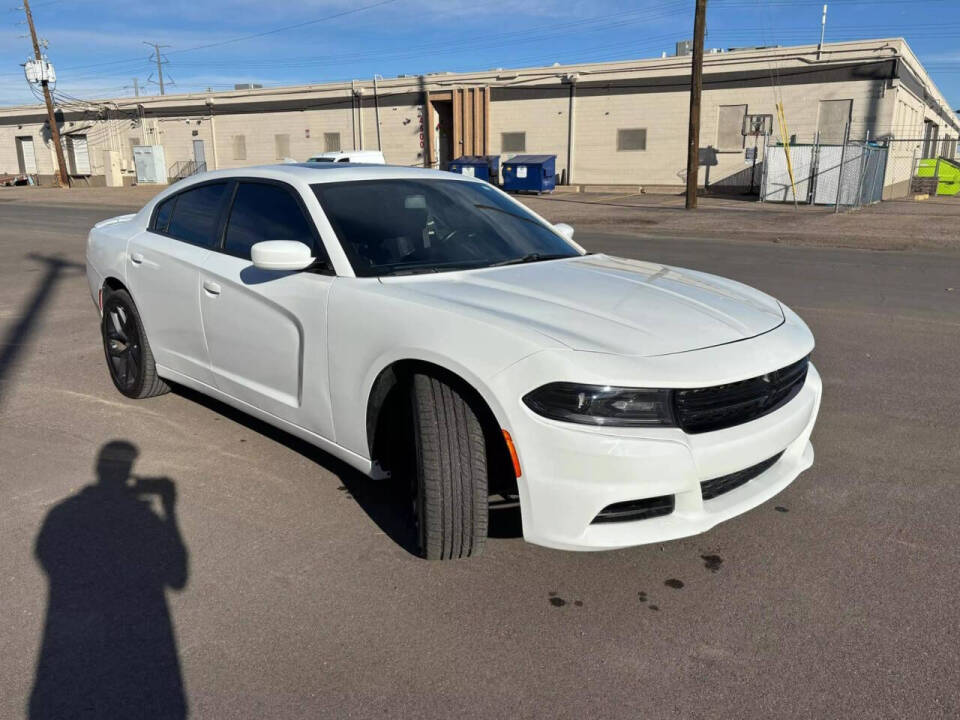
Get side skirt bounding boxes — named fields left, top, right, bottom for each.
left=157, top=365, right=374, bottom=476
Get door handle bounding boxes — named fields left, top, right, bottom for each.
left=129, top=252, right=144, bottom=265
left=202, top=280, right=221, bottom=296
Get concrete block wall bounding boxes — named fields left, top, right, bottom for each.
left=489, top=88, right=569, bottom=177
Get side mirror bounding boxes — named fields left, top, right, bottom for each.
left=250, top=240, right=315, bottom=271
left=554, top=223, right=575, bottom=241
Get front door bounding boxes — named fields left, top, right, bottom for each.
left=16, top=136, right=38, bottom=175
left=199, top=180, right=335, bottom=438
left=193, top=139, right=206, bottom=169
left=127, top=181, right=230, bottom=387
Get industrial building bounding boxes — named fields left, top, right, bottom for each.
left=1, top=37, right=957, bottom=198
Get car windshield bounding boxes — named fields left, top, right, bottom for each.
left=311, top=179, right=580, bottom=277
left=308, top=157, right=336, bottom=163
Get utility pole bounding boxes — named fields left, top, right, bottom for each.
left=144, top=42, right=170, bottom=95
left=685, top=0, right=707, bottom=210
left=132, top=77, right=140, bottom=97
left=22, top=0, right=69, bottom=187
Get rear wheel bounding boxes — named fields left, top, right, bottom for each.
left=411, top=373, right=488, bottom=560
left=101, top=289, right=169, bottom=399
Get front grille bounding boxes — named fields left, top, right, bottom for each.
left=700, top=451, right=784, bottom=500
left=674, top=356, right=809, bottom=434
left=592, top=494, right=675, bottom=524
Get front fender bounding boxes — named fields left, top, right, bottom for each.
left=327, top=277, right=551, bottom=459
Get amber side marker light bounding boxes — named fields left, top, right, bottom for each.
left=502, top=429, right=522, bottom=478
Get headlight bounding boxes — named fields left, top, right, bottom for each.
left=522, top=383, right=675, bottom=427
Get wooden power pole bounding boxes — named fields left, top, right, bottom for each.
left=22, top=0, right=69, bottom=187
left=685, top=0, right=707, bottom=209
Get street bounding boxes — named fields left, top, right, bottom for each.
left=2, top=192, right=959, bottom=718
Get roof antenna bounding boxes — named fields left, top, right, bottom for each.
left=817, top=4, right=827, bottom=60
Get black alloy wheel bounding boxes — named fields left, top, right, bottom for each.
left=100, top=289, right=169, bottom=399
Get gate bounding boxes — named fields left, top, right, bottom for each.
left=762, top=140, right=888, bottom=210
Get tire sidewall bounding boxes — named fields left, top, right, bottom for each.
left=410, top=382, right=429, bottom=555
left=101, top=292, right=147, bottom=399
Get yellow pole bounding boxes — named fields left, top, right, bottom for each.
left=776, top=102, right=800, bottom=208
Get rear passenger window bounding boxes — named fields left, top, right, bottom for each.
left=166, top=182, right=228, bottom=248
left=224, top=182, right=317, bottom=260
left=153, top=196, right=176, bottom=232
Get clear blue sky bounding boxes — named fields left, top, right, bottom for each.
left=1, top=0, right=958, bottom=108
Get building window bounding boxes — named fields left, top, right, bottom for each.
left=617, top=128, right=647, bottom=151
left=716, top=105, right=746, bottom=150
left=324, top=132, right=341, bottom=153
left=274, top=133, right=291, bottom=160
left=817, top=99, right=852, bottom=144
left=501, top=132, right=526, bottom=153
left=233, top=135, right=247, bottom=161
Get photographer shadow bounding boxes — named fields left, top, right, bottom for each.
left=29, top=441, right=188, bottom=720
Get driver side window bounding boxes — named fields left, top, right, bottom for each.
left=223, top=182, right=323, bottom=263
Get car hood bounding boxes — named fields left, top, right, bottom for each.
left=382, top=254, right=784, bottom=357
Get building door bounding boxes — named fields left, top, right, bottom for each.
left=15, top=136, right=38, bottom=175
left=922, top=121, right=939, bottom=158
left=193, top=139, right=206, bottom=169
left=431, top=100, right=453, bottom=169
left=65, top=135, right=91, bottom=175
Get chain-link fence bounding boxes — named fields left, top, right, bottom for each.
left=883, top=137, right=959, bottom=198
left=763, top=135, right=960, bottom=207
left=761, top=139, right=888, bottom=210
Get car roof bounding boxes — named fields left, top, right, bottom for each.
left=174, top=163, right=476, bottom=186
left=308, top=150, right=383, bottom=158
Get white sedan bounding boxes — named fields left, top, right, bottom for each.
left=86, top=164, right=821, bottom=560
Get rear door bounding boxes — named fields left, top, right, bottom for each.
left=199, top=180, right=336, bottom=439
left=127, top=181, right=230, bottom=387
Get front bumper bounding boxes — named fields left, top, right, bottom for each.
left=493, top=343, right=822, bottom=551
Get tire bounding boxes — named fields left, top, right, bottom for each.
left=101, top=289, right=169, bottom=399
left=411, top=373, right=488, bottom=560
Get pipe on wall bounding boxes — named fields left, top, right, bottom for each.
left=205, top=98, right=218, bottom=170
left=373, top=74, right=382, bottom=151
left=565, top=73, right=578, bottom=185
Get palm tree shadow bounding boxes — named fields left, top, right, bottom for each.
left=29, top=440, right=188, bottom=720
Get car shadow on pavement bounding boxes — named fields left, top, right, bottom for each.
left=170, top=384, right=423, bottom=556
left=29, top=440, right=189, bottom=720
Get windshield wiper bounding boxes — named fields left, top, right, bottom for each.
left=488, top=253, right=572, bottom=268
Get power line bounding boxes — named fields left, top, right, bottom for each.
left=165, top=0, right=401, bottom=55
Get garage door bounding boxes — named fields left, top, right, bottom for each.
left=15, top=136, right=38, bottom=175
left=66, top=135, right=91, bottom=175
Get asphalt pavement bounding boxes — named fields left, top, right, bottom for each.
left=1, top=194, right=958, bottom=719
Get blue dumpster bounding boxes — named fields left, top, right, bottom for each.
left=448, top=156, right=491, bottom=182
left=485, top=155, right=501, bottom=184
left=502, top=154, right=556, bottom=193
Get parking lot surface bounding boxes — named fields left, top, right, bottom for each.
left=1, top=188, right=959, bottom=718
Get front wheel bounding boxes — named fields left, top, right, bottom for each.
left=411, top=373, right=488, bottom=560
left=101, top=289, right=169, bottom=399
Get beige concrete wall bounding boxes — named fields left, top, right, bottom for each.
left=489, top=88, right=569, bottom=177
left=487, top=76, right=893, bottom=187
